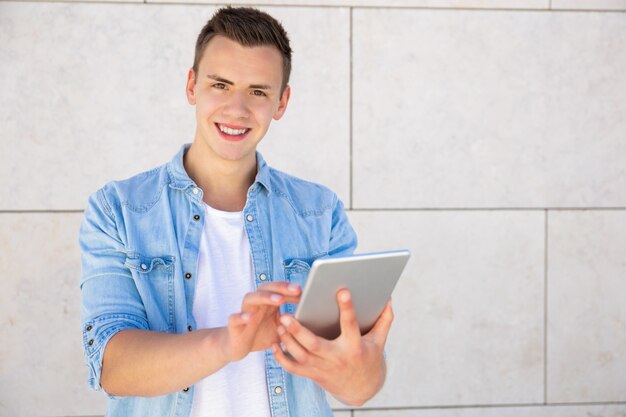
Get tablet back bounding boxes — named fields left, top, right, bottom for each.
left=294, top=250, right=410, bottom=340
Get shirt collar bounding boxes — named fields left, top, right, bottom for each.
left=254, top=151, right=271, bottom=193
left=167, top=143, right=271, bottom=194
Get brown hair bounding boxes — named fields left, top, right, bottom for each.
left=193, top=6, right=293, bottom=94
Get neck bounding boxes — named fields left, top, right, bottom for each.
left=183, top=140, right=257, bottom=212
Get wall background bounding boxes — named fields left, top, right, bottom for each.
left=1, top=1, right=625, bottom=416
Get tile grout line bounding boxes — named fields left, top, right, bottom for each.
left=347, top=207, right=626, bottom=212
left=0, top=210, right=85, bottom=214
left=3, top=207, right=626, bottom=214
left=349, top=6, right=353, bottom=211
left=543, top=209, right=549, bottom=405
left=6, top=0, right=626, bottom=12
left=333, top=401, right=626, bottom=411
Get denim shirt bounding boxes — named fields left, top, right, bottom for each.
left=79, top=144, right=357, bottom=417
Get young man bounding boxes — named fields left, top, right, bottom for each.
left=80, top=6, right=393, bottom=417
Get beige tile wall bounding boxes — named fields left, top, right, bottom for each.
left=547, top=210, right=626, bottom=403
left=340, top=211, right=545, bottom=408
left=1, top=0, right=625, bottom=416
left=0, top=3, right=350, bottom=210
left=148, top=0, right=551, bottom=9
left=352, top=8, right=626, bottom=209
left=0, top=214, right=107, bottom=417
left=551, top=0, right=626, bottom=10
left=8, top=0, right=626, bottom=10
left=354, top=404, right=626, bottom=416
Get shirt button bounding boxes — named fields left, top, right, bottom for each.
left=246, top=214, right=253, bottom=222
left=274, top=386, right=282, bottom=395
left=185, top=273, right=192, bottom=279
left=140, top=263, right=148, bottom=270
left=86, top=325, right=93, bottom=332
left=187, top=325, right=193, bottom=332
left=192, top=188, right=199, bottom=195
left=259, top=273, right=267, bottom=281
left=183, top=387, right=190, bottom=392
left=193, top=214, right=200, bottom=221
left=88, top=339, right=94, bottom=346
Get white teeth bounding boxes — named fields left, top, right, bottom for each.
left=218, top=124, right=248, bottom=136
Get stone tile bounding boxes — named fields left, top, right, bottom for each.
left=358, top=0, right=548, bottom=7
left=13, top=0, right=140, bottom=3
left=354, top=404, right=626, bottom=416
left=15, top=0, right=140, bottom=3
left=0, top=213, right=108, bottom=416
left=0, top=3, right=350, bottom=210
left=255, top=6, right=351, bottom=206
left=547, top=210, right=626, bottom=402
left=329, top=210, right=545, bottom=407
left=352, top=9, right=626, bottom=209
left=552, top=0, right=626, bottom=10
left=147, top=0, right=549, bottom=9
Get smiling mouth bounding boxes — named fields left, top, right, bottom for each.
left=216, top=123, right=250, bottom=136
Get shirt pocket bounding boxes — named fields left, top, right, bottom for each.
left=125, top=254, right=176, bottom=332
left=282, top=257, right=315, bottom=315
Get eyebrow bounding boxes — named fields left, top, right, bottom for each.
left=207, top=74, right=273, bottom=90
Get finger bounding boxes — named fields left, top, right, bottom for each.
left=279, top=315, right=329, bottom=357
left=225, top=312, right=261, bottom=361
left=257, top=282, right=302, bottom=297
left=227, top=312, right=253, bottom=329
left=241, top=286, right=302, bottom=310
left=272, top=342, right=310, bottom=379
left=337, top=289, right=361, bottom=344
left=241, top=291, right=287, bottom=310
left=272, top=343, right=317, bottom=379
left=258, top=282, right=301, bottom=304
left=276, top=324, right=312, bottom=365
left=365, top=300, right=394, bottom=347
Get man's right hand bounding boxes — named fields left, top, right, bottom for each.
left=101, top=281, right=301, bottom=397
left=221, top=282, right=301, bottom=362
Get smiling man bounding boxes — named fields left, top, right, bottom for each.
left=79, top=6, right=393, bottom=417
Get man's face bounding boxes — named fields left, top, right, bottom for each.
left=186, top=35, right=290, bottom=164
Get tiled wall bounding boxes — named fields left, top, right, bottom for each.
left=1, top=1, right=625, bottom=416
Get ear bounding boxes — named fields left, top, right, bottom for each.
left=186, top=68, right=196, bottom=105
left=273, top=85, right=291, bottom=121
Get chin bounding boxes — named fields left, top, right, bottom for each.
left=214, top=146, right=257, bottom=163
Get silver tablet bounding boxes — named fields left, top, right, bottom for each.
left=294, top=250, right=410, bottom=340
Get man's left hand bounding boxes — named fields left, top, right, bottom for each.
left=271, top=289, right=393, bottom=407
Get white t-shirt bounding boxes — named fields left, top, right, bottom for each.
left=189, top=203, right=271, bottom=417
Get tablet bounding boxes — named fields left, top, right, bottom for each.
left=294, top=249, right=410, bottom=340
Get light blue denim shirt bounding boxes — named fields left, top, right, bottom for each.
left=79, top=144, right=357, bottom=417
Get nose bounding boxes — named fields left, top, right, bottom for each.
left=222, top=91, right=251, bottom=119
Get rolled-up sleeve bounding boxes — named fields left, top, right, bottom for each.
left=79, top=188, right=149, bottom=394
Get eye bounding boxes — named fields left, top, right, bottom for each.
left=212, top=83, right=227, bottom=90
left=251, top=90, right=267, bottom=97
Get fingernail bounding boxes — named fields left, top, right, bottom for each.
left=340, top=291, right=351, bottom=303
left=288, top=284, right=300, bottom=292
left=280, top=316, right=291, bottom=326
left=271, top=294, right=283, bottom=302
left=277, top=325, right=285, bottom=335
left=241, top=313, right=250, bottom=321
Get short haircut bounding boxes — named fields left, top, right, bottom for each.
left=193, top=6, right=293, bottom=94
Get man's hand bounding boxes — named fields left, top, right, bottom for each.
left=100, top=282, right=301, bottom=397
left=271, top=289, right=393, bottom=406
left=221, top=282, right=301, bottom=362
